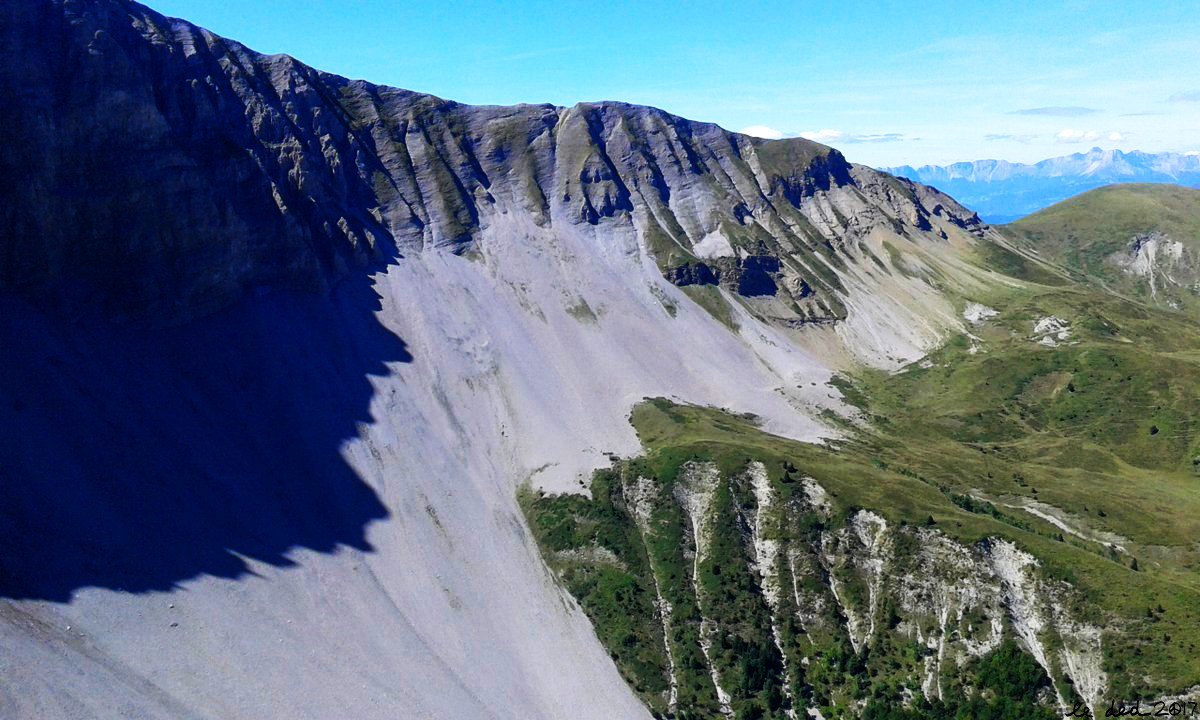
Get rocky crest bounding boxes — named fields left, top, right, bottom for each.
left=2, top=0, right=983, bottom=327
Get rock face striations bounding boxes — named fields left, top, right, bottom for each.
left=527, top=459, right=1108, bottom=720
left=3, top=0, right=984, bottom=330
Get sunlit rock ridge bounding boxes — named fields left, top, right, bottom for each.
left=4, top=0, right=989, bottom=341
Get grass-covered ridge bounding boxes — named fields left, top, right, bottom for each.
left=1003, top=184, right=1200, bottom=312
left=522, top=280, right=1200, bottom=719
left=1007, top=184, right=1200, bottom=265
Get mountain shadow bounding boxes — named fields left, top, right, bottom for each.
left=0, top=276, right=408, bottom=602
left=0, top=0, right=420, bottom=602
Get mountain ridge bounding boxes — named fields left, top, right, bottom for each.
left=2, top=0, right=988, bottom=344
left=0, top=2, right=1014, bottom=718
left=7, top=2, right=1198, bottom=720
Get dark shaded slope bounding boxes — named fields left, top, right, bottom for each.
left=0, top=0, right=412, bottom=601
left=0, top=0, right=409, bottom=322
left=0, top=280, right=407, bottom=601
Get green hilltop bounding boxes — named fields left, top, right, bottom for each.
left=1005, top=184, right=1200, bottom=312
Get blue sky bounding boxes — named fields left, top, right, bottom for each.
left=149, top=0, right=1200, bottom=167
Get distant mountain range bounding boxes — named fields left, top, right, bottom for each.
left=886, top=148, right=1200, bottom=223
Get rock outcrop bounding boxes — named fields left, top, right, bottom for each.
left=533, top=460, right=1108, bottom=719
left=1109, top=232, right=1200, bottom=308
left=3, top=0, right=986, bottom=333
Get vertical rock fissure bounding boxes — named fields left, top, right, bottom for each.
left=744, top=462, right=800, bottom=719
left=674, top=462, right=733, bottom=716
left=624, top=475, right=680, bottom=711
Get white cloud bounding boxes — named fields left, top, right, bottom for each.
left=1186, top=151, right=1200, bottom=157
left=1010, top=106, right=1100, bottom=117
left=796, top=129, right=916, bottom=145
left=739, top=125, right=785, bottom=140
left=1055, top=128, right=1126, bottom=144
left=1056, top=128, right=1100, bottom=143
left=799, top=129, right=844, bottom=142
left=843, top=133, right=912, bottom=144
left=985, top=133, right=1038, bottom=143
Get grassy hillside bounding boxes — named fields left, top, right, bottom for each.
left=1003, top=184, right=1200, bottom=309
left=523, top=279, right=1200, bottom=719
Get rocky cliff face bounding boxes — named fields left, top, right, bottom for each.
left=1109, top=232, right=1200, bottom=307
left=3, top=0, right=984, bottom=334
left=526, top=458, right=1109, bottom=720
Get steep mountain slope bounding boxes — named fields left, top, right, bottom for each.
left=0, top=2, right=1012, bottom=719
left=3, top=2, right=1196, bottom=720
left=1005, top=184, right=1200, bottom=312
left=887, top=149, right=1200, bottom=223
